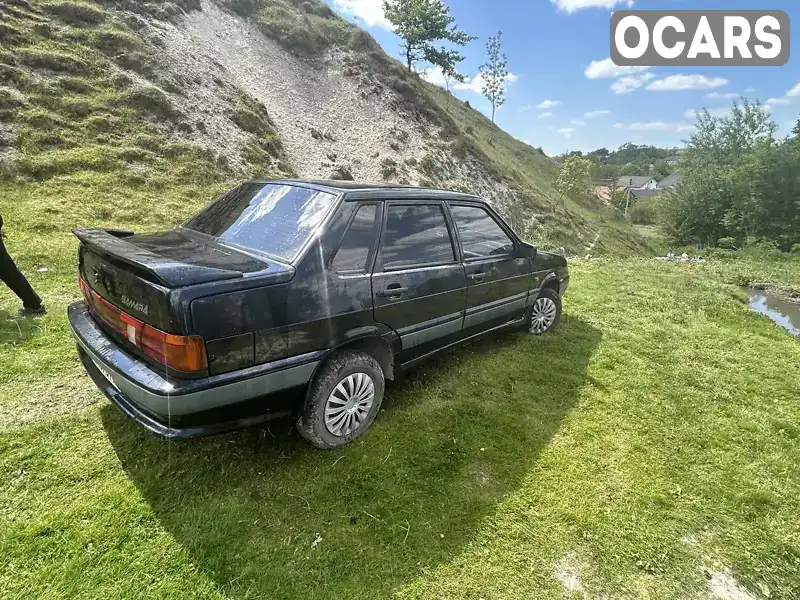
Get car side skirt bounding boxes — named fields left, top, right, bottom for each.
left=399, top=314, right=528, bottom=371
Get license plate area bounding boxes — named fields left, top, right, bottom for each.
left=93, top=359, right=119, bottom=391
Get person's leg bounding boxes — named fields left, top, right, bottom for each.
left=0, top=236, right=43, bottom=310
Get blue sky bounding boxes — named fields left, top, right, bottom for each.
left=327, top=0, right=799, bottom=155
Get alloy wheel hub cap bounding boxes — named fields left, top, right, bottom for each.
left=324, top=372, right=375, bottom=437
left=531, top=297, right=557, bottom=333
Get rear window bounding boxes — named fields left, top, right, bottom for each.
left=183, top=183, right=337, bottom=261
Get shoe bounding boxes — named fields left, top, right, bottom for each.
left=12, top=306, right=47, bottom=318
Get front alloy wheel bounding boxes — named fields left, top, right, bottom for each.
left=529, top=288, right=562, bottom=335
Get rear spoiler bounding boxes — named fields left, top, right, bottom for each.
left=73, top=228, right=244, bottom=287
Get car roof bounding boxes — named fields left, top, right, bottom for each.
left=246, top=179, right=484, bottom=202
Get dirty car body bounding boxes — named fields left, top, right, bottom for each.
left=68, top=180, right=569, bottom=445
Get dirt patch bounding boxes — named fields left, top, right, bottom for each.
left=750, top=283, right=800, bottom=303
left=152, top=0, right=431, bottom=181
left=705, top=569, right=757, bottom=600
left=554, top=554, right=585, bottom=596
left=0, top=373, right=100, bottom=430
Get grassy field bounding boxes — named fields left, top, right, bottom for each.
left=2, top=251, right=799, bottom=599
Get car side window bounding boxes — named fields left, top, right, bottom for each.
left=380, top=203, right=455, bottom=270
left=449, top=204, right=514, bottom=260
left=331, top=204, right=378, bottom=272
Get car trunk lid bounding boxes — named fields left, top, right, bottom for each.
left=75, top=228, right=279, bottom=331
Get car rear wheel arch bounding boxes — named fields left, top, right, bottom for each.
left=332, top=336, right=395, bottom=381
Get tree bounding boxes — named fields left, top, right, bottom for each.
left=556, top=157, right=593, bottom=204
left=383, top=0, right=474, bottom=75
left=661, top=100, right=800, bottom=250
left=480, top=31, right=508, bottom=123
left=793, top=117, right=800, bottom=139
left=428, top=46, right=466, bottom=93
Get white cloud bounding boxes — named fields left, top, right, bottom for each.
left=646, top=75, right=729, bottom=91
left=558, top=127, right=575, bottom=137
left=786, top=82, right=800, bottom=98
left=704, top=92, right=741, bottom=100
left=584, top=109, right=611, bottom=118
left=744, top=87, right=756, bottom=93
left=538, top=112, right=554, bottom=119
left=571, top=119, right=587, bottom=126
left=536, top=99, right=562, bottom=109
left=421, top=66, right=447, bottom=88
left=454, top=72, right=519, bottom=94
left=766, top=97, right=792, bottom=107
left=332, top=0, right=392, bottom=30
left=614, top=121, right=695, bottom=133
left=585, top=58, right=650, bottom=80
left=551, top=0, right=633, bottom=14
left=611, top=73, right=654, bottom=95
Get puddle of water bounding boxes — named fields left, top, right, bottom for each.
left=745, top=287, right=800, bottom=337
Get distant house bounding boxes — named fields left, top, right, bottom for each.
left=615, top=176, right=658, bottom=191
left=657, top=173, right=682, bottom=189
left=665, top=155, right=680, bottom=167
left=630, top=188, right=661, bottom=200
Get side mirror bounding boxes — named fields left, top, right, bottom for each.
left=518, top=242, right=537, bottom=260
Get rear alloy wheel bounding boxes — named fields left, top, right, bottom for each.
left=297, top=350, right=385, bottom=449
left=323, top=372, right=375, bottom=437
left=529, top=288, right=561, bottom=335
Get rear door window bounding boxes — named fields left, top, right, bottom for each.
left=331, top=204, right=378, bottom=273
left=449, top=204, right=514, bottom=260
left=380, top=203, right=455, bottom=270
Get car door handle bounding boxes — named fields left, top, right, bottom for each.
left=377, top=285, right=408, bottom=298
left=468, top=272, right=485, bottom=282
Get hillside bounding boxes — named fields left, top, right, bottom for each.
left=0, top=0, right=648, bottom=257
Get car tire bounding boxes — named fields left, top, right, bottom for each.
left=529, top=287, right=561, bottom=335
left=296, top=350, right=385, bottom=449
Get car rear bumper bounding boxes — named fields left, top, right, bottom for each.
left=68, top=302, right=323, bottom=439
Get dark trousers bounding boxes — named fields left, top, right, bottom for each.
left=0, top=236, right=42, bottom=309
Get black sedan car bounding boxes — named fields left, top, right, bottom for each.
left=68, top=180, right=569, bottom=448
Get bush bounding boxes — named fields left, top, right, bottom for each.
left=330, top=165, right=354, bottom=181
left=624, top=197, right=660, bottom=224
left=120, top=86, right=177, bottom=120
left=54, top=76, right=93, bottom=94
left=222, top=0, right=262, bottom=17
left=18, top=49, right=90, bottom=74
left=380, top=158, right=398, bottom=179
left=419, top=154, right=438, bottom=177
left=17, top=146, right=119, bottom=178
left=0, top=65, right=27, bottom=87
left=44, top=1, right=106, bottom=25
left=230, top=108, right=270, bottom=135
left=0, top=22, right=22, bottom=44
left=716, top=237, right=738, bottom=250
left=791, top=243, right=800, bottom=254
left=451, top=135, right=475, bottom=159
left=115, top=52, right=155, bottom=77
left=92, top=29, right=143, bottom=54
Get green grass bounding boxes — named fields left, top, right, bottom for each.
left=2, top=253, right=800, bottom=599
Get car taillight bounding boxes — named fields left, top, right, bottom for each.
left=79, top=276, right=208, bottom=373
